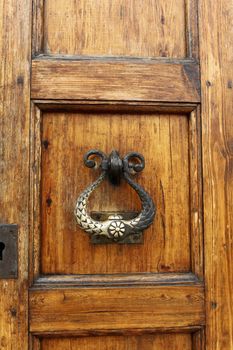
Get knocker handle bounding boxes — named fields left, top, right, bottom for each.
left=74, top=150, right=156, bottom=244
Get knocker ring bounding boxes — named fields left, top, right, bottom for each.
left=74, top=150, right=156, bottom=244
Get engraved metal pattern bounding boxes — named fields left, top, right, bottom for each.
left=74, top=150, right=156, bottom=243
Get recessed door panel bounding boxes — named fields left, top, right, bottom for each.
left=39, top=333, right=192, bottom=350
left=40, top=112, right=190, bottom=274
left=41, top=0, right=187, bottom=58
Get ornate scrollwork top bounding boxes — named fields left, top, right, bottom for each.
left=74, top=150, right=156, bottom=244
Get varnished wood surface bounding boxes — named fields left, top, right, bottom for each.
left=199, top=0, right=233, bottom=349
left=29, top=285, right=205, bottom=334
left=31, top=59, right=200, bottom=102
left=0, top=0, right=31, bottom=349
left=4, top=0, right=232, bottom=347
left=40, top=112, right=191, bottom=274
left=39, top=333, right=192, bottom=350
left=34, top=101, right=198, bottom=114
left=37, top=0, right=187, bottom=58
left=34, top=272, right=199, bottom=288
left=189, top=108, right=204, bottom=279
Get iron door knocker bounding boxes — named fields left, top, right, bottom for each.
left=74, top=150, right=156, bottom=244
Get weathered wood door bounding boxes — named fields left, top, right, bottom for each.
left=1, top=1, right=233, bottom=349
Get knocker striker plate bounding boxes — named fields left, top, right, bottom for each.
left=91, top=211, right=143, bottom=244
left=74, top=150, right=156, bottom=244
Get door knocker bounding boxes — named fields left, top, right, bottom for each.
left=74, top=150, right=156, bottom=244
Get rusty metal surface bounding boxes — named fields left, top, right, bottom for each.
left=0, top=224, right=18, bottom=278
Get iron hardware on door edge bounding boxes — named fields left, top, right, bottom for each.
left=0, top=224, right=18, bottom=278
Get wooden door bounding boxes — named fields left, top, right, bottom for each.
left=30, top=1, right=204, bottom=348
left=1, top=1, right=233, bottom=349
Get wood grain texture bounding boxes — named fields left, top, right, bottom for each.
left=30, top=104, right=42, bottom=283
left=0, top=0, right=31, bottom=349
left=31, top=59, right=200, bottom=102
left=186, top=0, right=199, bottom=59
left=29, top=285, right=205, bottom=334
left=192, top=329, right=205, bottom=350
left=0, top=0, right=213, bottom=348
left=41, top=0, right=186, bottom=58
left=34, top=272, right=199, bottom=288
left=199, top=0, right=233, bottom=349
left=31, top=336, right=40, bottom=350
left=189, top=107, right=204, bottom=279
left=40, top=333, right=192, bottom=350
left=34, top=101, right=198, bottom=114
left=40, top=112, right=191, bottom=274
